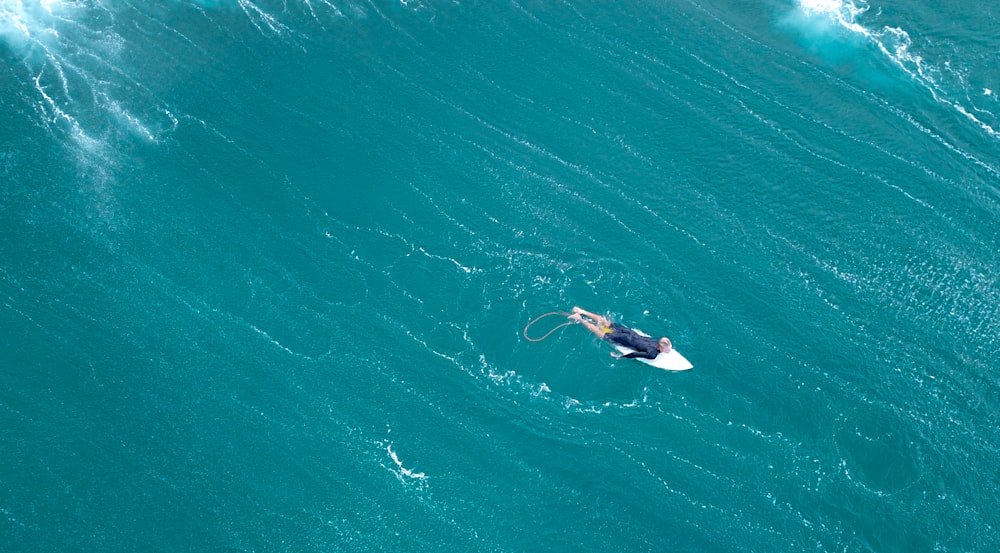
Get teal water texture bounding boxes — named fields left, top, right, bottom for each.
left=2, top=0, right=999, bottom=551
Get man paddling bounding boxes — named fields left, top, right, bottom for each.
left=568, top=306, right=672, bottom=360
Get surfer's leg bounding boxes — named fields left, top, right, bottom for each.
left=571, top=307, right=611, bottom=327
left=570, top=313, right=610, bottom=338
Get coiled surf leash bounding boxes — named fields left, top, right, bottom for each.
left=523, top=311, right=575, bottom=342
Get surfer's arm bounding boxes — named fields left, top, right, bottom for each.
left=622, top=349, right=658, bottom=360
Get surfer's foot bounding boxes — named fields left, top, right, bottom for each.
left=568, top=313, right=583, bottom=322
left=572, top=306, right=583, bottom=314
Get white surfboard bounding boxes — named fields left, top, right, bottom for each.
left=614, top=345, right=693, bottom=371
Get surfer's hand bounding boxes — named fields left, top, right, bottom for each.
left=610, top=352, right=622, bottom=359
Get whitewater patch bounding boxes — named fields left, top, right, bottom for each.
left=386, top=445, right=426, bottom=481
left=797, top=0, right=870, bottom=35
left=787, top=0, right=998, bottom=140
left=383, top=427, right=427, bottom=486
left=0, top=0, right=62, bottom=46
left=1, top=0, right=176, bottom=186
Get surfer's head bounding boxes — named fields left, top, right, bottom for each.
left=658, top=337, right=672, bottom=353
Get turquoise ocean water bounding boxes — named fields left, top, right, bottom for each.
left=2, top=1, right=999, bottom=550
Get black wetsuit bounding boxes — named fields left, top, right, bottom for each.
left=604, top=323, right=660, bottom=359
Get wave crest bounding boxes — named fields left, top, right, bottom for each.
left=790, top=0, right=998, bottom=140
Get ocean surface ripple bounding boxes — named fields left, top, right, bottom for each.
left=2, top=1, right=998, bottom=551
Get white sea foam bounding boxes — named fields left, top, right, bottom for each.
left=237, top=0, right=291, bottom=36
left=2, top=1, right=139, bottom=140
left=792, top=0, right=999, bottom=140
left=0, top=0, right=73, bottom=54
left=384, top=427, right=427, bottom=483
left=386, top=445, right=426, bottom=480
left=797, top=0, right=870, bottom=35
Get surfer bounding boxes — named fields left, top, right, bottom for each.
left=568, top=306, right=672, bottom=359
